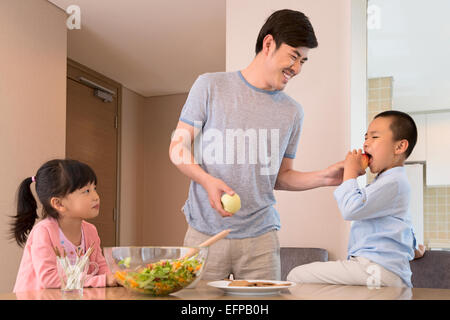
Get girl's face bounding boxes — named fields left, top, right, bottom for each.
left=60, top=183, right=100, bottom=220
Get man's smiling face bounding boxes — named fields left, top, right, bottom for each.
left=264, top=40, right=310, bottom=91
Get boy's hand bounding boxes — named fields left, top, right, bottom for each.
left=343, top=149, right=367, bottom=181
left=414, top=244, right=426, bottom=259
left=202, top=176, right=235, bottom=217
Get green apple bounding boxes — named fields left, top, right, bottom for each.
left=220, top=193, right=241, bottom=214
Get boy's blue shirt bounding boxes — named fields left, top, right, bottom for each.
left=334, top=166, right=417, bottom=287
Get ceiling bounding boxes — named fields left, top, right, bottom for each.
left=48, top=0, right=226, bottom=97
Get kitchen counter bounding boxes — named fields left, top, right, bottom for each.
left=1, top=280, right=450, bottom=300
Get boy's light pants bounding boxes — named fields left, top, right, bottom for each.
left=287, top=256, right=407, bottom=288
left=183, top=225, right=280, bottom=281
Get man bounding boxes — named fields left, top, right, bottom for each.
left=169, top=9, right=344, bottom=280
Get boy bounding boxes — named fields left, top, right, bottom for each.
left=287, top=110, right=421, bottom=287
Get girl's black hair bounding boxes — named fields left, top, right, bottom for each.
left=10, top=159, right=97, bottom=247
left=255, top=9, right=318, bottom=55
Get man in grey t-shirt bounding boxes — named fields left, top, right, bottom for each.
left=169, top=9, right=344, bottom=280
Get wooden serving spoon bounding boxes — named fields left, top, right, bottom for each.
left=182, top=229, right=231, bottom=259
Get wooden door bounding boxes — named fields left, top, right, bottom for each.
left=66, top=60, right=120, bottom=247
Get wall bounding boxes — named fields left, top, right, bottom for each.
left=366, top=76, right=393, bottom=183
left=120, top=89, right=191, bottom=247
left=367, top=77, right=393, bottom=122
left=120, top=90, right=192, bottom=247
left=0, top=0, right=67, bottom=293
left=226, top=0, right=352, bottom=260
left=142, top=94, right=190, bottom=246
left=424, top=186, right=450, bottom=247
left=119, top=87, right=146, bottom=245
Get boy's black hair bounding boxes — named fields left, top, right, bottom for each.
left=10, top=159, right=97, bottom=247
left=374, top=110, right=418, bottom=159
left=255, top=9, right=318, bottom=55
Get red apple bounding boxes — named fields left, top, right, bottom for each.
left=361, top=153, right=369, bottom=170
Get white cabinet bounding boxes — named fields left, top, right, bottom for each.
left=407, top=111, right=450, bottom=186
left=426, top=112, right=450, bottom=186
left=405, top=164, right=424, bottom=244
left=408, top=114, right=427, bottom=162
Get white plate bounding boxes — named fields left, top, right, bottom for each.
left=207, top=280, right=296, bottom=296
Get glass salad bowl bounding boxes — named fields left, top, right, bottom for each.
left=103, top=246, right=208, bottom=296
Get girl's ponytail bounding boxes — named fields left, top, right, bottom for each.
left=10, top=177, right=38, bottom=247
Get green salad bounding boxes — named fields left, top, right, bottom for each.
left=114, top=258, right=203, bottom=295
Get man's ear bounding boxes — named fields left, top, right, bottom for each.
left=395, top=139, right=409, bottom=155
left=262, top=34, right=275, bottom=55
left=50, top=197, right=66, bottom=213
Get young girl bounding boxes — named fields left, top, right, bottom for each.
left=11, top=159, right=117, bottom=292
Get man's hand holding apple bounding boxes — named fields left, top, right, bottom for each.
left=202, top=176, right=237, bottom=217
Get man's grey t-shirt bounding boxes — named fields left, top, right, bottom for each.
left=178, top=71, right=304, bottom=238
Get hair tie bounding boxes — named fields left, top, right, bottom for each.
left=31, top=176, right=36, bottom=183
